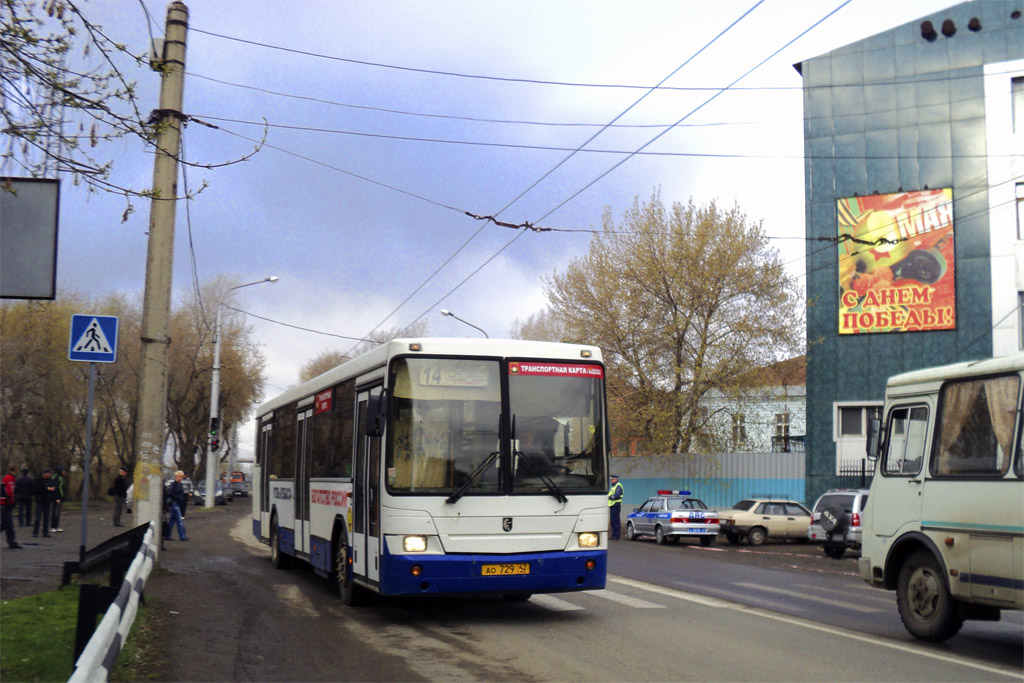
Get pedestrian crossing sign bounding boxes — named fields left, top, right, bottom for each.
left=68, top=314, right=119, bottom=363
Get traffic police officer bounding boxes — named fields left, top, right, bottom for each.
left=608, top=474, right=624, bottom=540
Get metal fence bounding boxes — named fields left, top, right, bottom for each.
left=610, top=452, right=806, bottom=509
left=836, top=458, right=874, bottom=489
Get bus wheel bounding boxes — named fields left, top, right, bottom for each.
left=335, top=537, right=364, bottom=606
left=270, top=516, right=290, bottom=570
left=897, top=550, right=963, bottom=641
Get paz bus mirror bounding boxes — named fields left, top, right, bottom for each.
left=365, top=389, right=388, bottom=438
left=866, top=410, right=882, bottom=461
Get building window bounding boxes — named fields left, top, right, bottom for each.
left=731, top=414, right=747, bottom=450
left=839, top=406, right=865, bottom=436
left=775, top=412, right=791, bottom=437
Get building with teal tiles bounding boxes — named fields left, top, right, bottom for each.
left=796, top=1, right=1023, bottom=504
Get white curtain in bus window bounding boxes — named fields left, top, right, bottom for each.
left=934, top=375, right=1020, bottom=476
left=389, top=359, right=501, bottom=491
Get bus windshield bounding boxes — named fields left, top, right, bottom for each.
left=509, top=361, right=606, bottom=494
left=385, top=357, right=606, bottom=496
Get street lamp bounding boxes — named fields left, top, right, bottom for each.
left=440, top=308, right=489, bottom=338
left=205, top=276, right=278, bottom=509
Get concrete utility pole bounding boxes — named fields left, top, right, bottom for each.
left=133, top=2, right=188, bottom=544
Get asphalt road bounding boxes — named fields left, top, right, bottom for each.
left=4, top=501, right=1022, bottom=681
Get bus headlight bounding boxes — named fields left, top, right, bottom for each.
left=578, top=532, right=599, bottom=548
left=403, top=535, right=428, bottom=552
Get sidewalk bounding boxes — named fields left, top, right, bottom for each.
left=1, top=500, right=143, bottom=601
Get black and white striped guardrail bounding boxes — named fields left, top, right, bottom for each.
left=69, top=521, right=158, bottom=683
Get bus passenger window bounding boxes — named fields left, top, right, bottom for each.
left=884, top=406, right=927, bottom=476
left=933, top=375, right=1019, bottom=477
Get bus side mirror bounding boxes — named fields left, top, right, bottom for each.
left=365, top=389, right=388, bottom=438
left=866, top=413, right=882, bottom=461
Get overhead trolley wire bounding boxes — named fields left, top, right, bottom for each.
left=347, top=0, right=767, bottom=347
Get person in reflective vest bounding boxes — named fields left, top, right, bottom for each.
left=608, top=474, right=624, bottom=540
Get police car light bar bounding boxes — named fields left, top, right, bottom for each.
left=658, top=490, right=691, bottom=496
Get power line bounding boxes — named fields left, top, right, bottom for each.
left=194, top=113, right=1014, bottom=161
left=385, top=0, right=856, bottom=339
left=222, top=305, right=370, bottom=341
left=350, top=1, right=768, bottom=347
left=186, top=72, right=754, bottom=130
left=187, top=25, right=1019, bottom=94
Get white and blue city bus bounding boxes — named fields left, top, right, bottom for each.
left=252, top=338, right=610, bottom=604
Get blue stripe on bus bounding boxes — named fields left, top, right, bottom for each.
left=958, top=573, right=1024, bottom=591
left=310, top=536, right=331, bottom=572
left=252, top=518, right=261, bottom=541
left=377, top=546, right=607, bottom=596
left=278, top=526, right=295, bottom=556
left=922, top=521, right=1024, bottom=535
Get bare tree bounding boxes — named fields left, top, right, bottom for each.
left=545, top=191, right=804, bottom=454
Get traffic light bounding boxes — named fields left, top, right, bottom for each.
left=211, top=436, right=220, bottom=451
left=210, top=416, right=220, bottom=451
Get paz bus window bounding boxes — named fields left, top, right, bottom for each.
left=883, top=406, right=927, bottom=476
left=933, top=375, right=1019, bottom=477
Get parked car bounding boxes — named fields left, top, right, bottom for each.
left=625, top=490, right=720, bottom=546
left=718, top=499, right=812, bottom=545
left=230, top=480, right=250, bottom=497
left=807, top=488, right=870, bottom=558
left=193, top=480, right=227, bottom=506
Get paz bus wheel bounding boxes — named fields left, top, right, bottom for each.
left=897, top=550, right=963, bottom=641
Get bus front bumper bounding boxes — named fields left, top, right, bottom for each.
left=379, top=549, right=607, bottom=596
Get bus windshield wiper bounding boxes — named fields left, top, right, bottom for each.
left=446, top=450, right=501, bottom=504
left=446, top=415, right=503, bottom=505
left=514, top=452, right=568, bottom=504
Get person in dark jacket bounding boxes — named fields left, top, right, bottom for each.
left=50, top=466, right=66, bottom=533
left=111, top=468, right=128, bottom=527
left=15, top=467, right=33, bottom=527
left=164, top=470, right=188, bottom=541
left=32, top=468, right=57, bottom=538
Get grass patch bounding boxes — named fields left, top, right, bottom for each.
left=1, top=586, right=81, bottom=682
left=1, top=584, right=164, bottom=682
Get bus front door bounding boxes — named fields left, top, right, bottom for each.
left=295, top=407, right=313, bottom=555
left=354, top=389, right=382, bottom=588
left=259, top=419, right=272, bottom=539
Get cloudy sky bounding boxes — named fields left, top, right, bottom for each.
left=26, top=0, right=957, bottom=456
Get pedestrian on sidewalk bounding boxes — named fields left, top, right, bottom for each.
left=15, top=467, right=33, bottom=527
left=50, top=466, right=66, bottom=533
left=164, top=471, right=188, bottom=541
left=2, top=464, right=22, bottom=549
left=32, top=468, right=56, bottom=538
left=110, top=467, right=128, bottom=527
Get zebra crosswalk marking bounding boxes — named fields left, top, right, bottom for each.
left=530, top=594, right=585, bottom=611
left=588, top=589, right=665, bottom=609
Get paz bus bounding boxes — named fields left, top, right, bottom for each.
left=860, top=353, right=1023, bottom=641
left=252, top=338, right=610, bottom=604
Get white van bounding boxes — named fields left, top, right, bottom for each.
left=861, top=353, right=1023, bottom=641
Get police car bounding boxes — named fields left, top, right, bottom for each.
left=625, top=490, right=720, bottom=546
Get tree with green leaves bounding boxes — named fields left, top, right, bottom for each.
left=544, top=191, right=804, bottom=454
